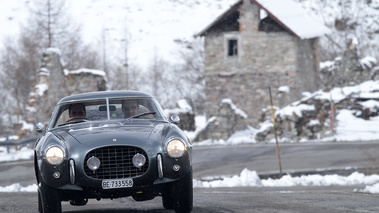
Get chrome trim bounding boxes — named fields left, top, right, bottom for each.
left=69, top=159, right=75, bottom=184
left=106, top=98, right=110, bottom=120
left=157, top=154, right=163, bottom=179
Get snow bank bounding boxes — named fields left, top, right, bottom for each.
left=194, top=168, right=379, bottom=194
left=0, top=147, right=33, bottom=162
left=0, top=183, right=37, bottom=193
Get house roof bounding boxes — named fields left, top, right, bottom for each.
left=195, top=1, right=242, bottom=37
left=196, top=0, right=330, bottom=39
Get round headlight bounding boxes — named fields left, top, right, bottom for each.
left=87, top=156, right=101, bottom=172
left=132, top=153, right=146, bottom=168
left=46, top=146, right=64, bottom=165
left=166, top=139, right=185, bottom=158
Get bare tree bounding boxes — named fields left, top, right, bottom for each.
left=145, top=50, right=174, bottom=107
left=294, top=0, right=379, bottom=61
left=172, top=38, right=205, bottom=113
left=0, top=32, right=40, bottom=119
left=0, top=0, right=103, bottom=136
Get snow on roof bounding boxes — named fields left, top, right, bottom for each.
left=254, top=0, right=331, bottom=39
left=197, top=0, right=330, bottom=39
left=195, top=0, right=241, bottom=37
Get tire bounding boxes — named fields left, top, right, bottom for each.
left=38, top=179, right=62, bottom=213
left=162, top=186, right=174, bottom=210
left=172, top=170, right=193, bottom=213
left=38, top=190, right=42, bottom=213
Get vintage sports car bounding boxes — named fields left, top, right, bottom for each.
left=34, top=91, right=193, bottom=213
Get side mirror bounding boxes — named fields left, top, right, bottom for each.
left=170, top=115, right=180, bottom=124
left=35, top=122, right=46, bottom=133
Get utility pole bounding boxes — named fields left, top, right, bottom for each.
left=268, top=87, right=282, bottom=177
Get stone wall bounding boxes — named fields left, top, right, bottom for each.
left=196, top=99, right=248, bottom=141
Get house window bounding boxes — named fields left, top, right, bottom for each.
left=227, top=39, right=238, bottom=56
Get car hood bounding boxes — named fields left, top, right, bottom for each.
left=53, top=121, right=170, bottom=147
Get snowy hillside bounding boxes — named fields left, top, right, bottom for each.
left=2, top=0, right=379, bottom=71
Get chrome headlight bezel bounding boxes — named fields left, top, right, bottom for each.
left=45, top=146, right=65, bottom=165
left=132, top=153, right=146, bottom=168
left=166, top=139, right=186, bottom=158
left=87, top=156, right=101, bottom=172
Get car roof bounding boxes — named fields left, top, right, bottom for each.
left=57, top=90, right=154, bottom=104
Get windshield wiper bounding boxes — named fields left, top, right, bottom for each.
left=127, top=111, right=156, bottom=119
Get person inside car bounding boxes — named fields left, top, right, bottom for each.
left=67, top=103, right=87, bottom=122
left=122, top=99, right=139, bottom=118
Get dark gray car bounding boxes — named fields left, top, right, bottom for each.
left=34, top=91, right=193, bottom=213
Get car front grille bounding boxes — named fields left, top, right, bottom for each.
left=84, top=146, right=149, bottom=179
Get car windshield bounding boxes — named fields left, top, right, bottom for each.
left=48, top=97, right=166, bottom=128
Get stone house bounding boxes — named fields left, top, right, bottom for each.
left=196, top=0, right=330, bottom=125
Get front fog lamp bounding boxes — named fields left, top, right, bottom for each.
left=46, top=146, right=64, bottom=165
left=87, top=156, right=101, bottom=172
left=132, top=153, right=146, bottom=168
left=166, top=139, right=185, bottom=158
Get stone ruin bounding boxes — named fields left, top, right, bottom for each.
left=24, top=48, right=107, bottom=136
left=195, top=99, right=248, bottom=141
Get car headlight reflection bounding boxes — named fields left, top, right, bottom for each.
left=87, top=156, right=101, bottom=172
left=132, top=153, right=146, bottom=168
left=166, top=139, right=185, bottom=158
left=46, top=146, right=64, bottom=165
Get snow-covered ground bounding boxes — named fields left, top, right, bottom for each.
left=1, top=169, right=379, bottom=194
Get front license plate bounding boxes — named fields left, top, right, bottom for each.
left=102, top=178, right=133, bottom=189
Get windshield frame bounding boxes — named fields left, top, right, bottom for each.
left=47, top=96, right=168, bottom=130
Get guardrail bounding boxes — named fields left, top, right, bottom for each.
left=0, top=136, right=40, bottom=154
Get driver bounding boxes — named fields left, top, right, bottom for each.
left=122, top=99, right=139, bottom=118
left=67, top=103, right=87, bottom=121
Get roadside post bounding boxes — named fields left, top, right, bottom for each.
left=268, top=87, right=283, bottom=177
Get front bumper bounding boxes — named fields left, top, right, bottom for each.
left=39, top=152, right=191, bottom=200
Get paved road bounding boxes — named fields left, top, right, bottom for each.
left=193, top=141, right=379, bottom=179
left=2, top=186, right=379, bottom=213
left=1, top=141, right=379, bottom=212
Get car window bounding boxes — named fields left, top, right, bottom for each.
left=49, top=97, right=167, bottom=128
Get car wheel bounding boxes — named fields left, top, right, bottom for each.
left=38, top=189, right=42, bottom=213
left=162, top=185, right=174, bottom=210
left=172, top=170, right=193, bottom=213
left=38, top=179, right=62, bottom=213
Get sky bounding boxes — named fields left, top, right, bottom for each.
left=0, top=0, right=238, bottom=70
